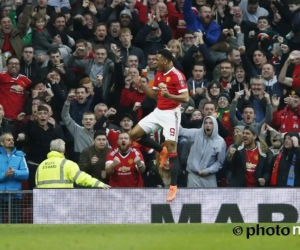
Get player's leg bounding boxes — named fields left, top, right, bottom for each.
left=130, top=112, right=164, bottom=153
left=159, top=107, right=181, bottom=202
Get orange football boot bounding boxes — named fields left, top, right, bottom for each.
left=166, top=185, right=178, bottom=202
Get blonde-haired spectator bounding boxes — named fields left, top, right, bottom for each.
left=167, top=39, right=183, bottom=59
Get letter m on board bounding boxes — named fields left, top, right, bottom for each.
left=151, top=204, right=201, bottom=223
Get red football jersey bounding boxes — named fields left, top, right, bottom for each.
left=0, top=72, right=31, bottom=119
left=152, top=67, right=188, bottom=110
left=106, top=129, right=153, bottom=154
left=106, top=148, right=144, bottom=187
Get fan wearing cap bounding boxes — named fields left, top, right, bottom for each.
left=134, top=12, right=172, bottom=60
left=272, top=89, right=300, bottom=133
left=225, top=125, right=271, bottom=187
left=259, top=123, right=283, bottom=157
left=217, top=93, right=235, bottom=148
left=119, top=8, right=140, bottom=37
left=270, top=132, right=300, bottom=187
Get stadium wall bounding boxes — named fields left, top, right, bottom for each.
left=33, top=188, right=300, bottom=224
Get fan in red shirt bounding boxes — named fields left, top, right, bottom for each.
left=105, top=113, right=153, bottom=154
left=129, top=49, right=189, bottom=202
left=0, top=56, right=32, bottom=120
left=105, top=132, right=145, bottom=187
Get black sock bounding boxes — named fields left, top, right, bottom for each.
left=137, top=134, right=163, bottom=152
left=169, top=153, right=180, bottom=186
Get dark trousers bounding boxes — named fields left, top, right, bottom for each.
left=0, top=199, right=21, bottom=223
left=28, top=163, right=38, bottom=190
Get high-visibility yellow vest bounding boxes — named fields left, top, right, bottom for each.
left=35, top=151, right=104, bottom=188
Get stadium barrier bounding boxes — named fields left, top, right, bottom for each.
left=1, top=189, right=300, bottom=224
left=0, top=190, right=33, bottom=224
left=32, top=188, right=300, bottom=224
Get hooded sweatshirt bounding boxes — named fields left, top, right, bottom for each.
left=179, top=116, right=226, bottom=187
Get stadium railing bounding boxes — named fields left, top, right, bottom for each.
left=0, top=190, right=33, bottom=224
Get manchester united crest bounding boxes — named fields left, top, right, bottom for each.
left=166, top=77, right=171, bottom=82
left=128, top=159, right=133, bottom=164
left=254, top=155, right=258, bottom=160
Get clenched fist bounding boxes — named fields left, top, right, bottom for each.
left=134, top=156, right=142, bottom=166
left=113, top=157, right=121, bottom=165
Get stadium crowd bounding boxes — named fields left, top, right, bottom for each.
left=0, top=0, right=300, bottom=208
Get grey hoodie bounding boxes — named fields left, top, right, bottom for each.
left=61, top=103, right=95, bottom=153
left=179, top=116, right=226, bottom=187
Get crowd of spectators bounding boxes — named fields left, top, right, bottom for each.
left=0, top=0, right=300, bottom=206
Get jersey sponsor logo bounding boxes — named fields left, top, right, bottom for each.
left=10, top=85, right=24, bottom=94
left=158, top=83, right=167, bottom=89
left=118, top=166, right=130, bottom=173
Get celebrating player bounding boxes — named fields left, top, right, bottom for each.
left=130, top=49, right=189, bottom=202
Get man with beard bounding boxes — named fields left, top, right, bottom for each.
left=47, top=13, right=75, bottom=48
left=179, top=116, right=226, bottom=187
left=218, top=60, right=235, bottom=92
left=79, top=130, right=110, bottom=184
left=230, top=88, right=272, bottom=132
left=17, top=105, right=65, bottom=190
left=270, top=132, right=300, bottom=187
left=221, top=6, right=257, bottom=40
left=95, top=113, right=153, bottom=155
left=0, top=56, right=32, bottom=121
left=105, top=132, right=146, bottom=187
left=183, top=2, right=221, bottom=47
left=0, top=133, right=28, bottom=223
left=224, top=126, right=270, bottom=187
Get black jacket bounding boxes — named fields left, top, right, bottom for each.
left=19, top=57, right=41, bottom=81
left=134, top=21, right=172, bottom=59
left=23, top=120, right=65, bottom=164
left=224, top=142, right=271, bottom=187
left=269, top=147, right=300, bottom=187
